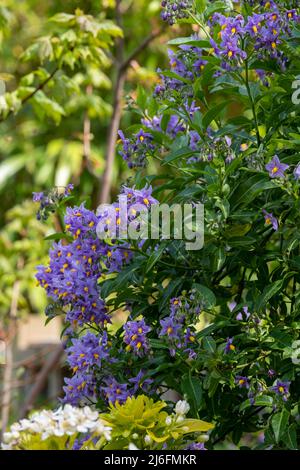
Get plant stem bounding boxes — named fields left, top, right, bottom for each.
left=244, top=60, right=261, bottom=147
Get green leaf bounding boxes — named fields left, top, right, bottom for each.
left=44, top=232, right=70, bottom=241
left=255, top=279, right=284, bottom=311
left=181, top=373, right=203, bottom=415
left=178, top=418, right=214, bottom=433
left=49, top=13, right=75, bottom=24
left=202, top=101, right=229, bottom=129
left=145, top=242, right=167, bottom=273
left=168, top=38, right=210, bottom=48
left=282, top=425, right=298, bottom=450
left=203, top=336, right=216, bottom=354
left=204, top=1, right=227, bottom=19
left=32, top=90, right=65, bottom=124
left=240, top=395, right=273, bottom=412
left=162, top=146, right=194, bottom=165
left=272, top=409, right=289, bottom=444
left=195, top=0, right=207, bottom=14
left=230, top=173, right=275, bottom=209
left=192, top=283, right=216, bottom=308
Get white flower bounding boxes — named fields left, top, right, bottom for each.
left=128, top=443, right=139, bottom=450
left=175, top=400, right=190, bottom=416
left=144, top=435, right=152, bottom=444
left=165, top=416, right=172, bottom=425
left=0, top=405, right=112, bottom=449
left=1, top=443, right=13, bottom=450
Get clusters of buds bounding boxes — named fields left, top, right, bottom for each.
left=161, top=1, right=192, bottom=25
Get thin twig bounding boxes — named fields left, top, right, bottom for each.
left=0, top=67, right=58, bottom=123
left=99, top=15, right=164, bottom=203
left=83, top=84, right=93, bottom=163
left=19, top=344, right=64, bottom=419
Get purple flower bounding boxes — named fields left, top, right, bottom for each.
left=236, top=306, right=251, bottom=321
left=224, top=337, right=236, bottom=354
left=102, top=377, right=131, bottom=405
left=66, top=331, right=111, bottom=373
left=123, top=318, right=151, bottom=356
left=159, top=317, right=182, bottom=340
left=235, top=375, right=250, bottom=389
left=170, top=297, right=182, bottom=316
left=270, top=380, right=290, bottom=401
left=64, top=204, right=98, bottom=238
left=32, top=191, right=44, bottom=202
left=64, top=183, right=74, bottom=195
left=117, top=129, right=155, bottom=168
left=268, top=369, right=276, bottom=378
left=189, top=131, right=201, bottom=151
left=166, top=115, right=185, bottom=137
left=262, top=209, right=278, bottom=231
left=265, top=155, right=289, bottom=178
left=185, top=442, right=206, bottom=450
left=63, top=372, right=96, bottom=405
left=294, top=163, right=300, bottom=180
left=184, top=327, right=196, bottom=346
left=128, top=370, right=154, bottom=394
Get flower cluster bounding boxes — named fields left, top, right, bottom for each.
left=155, top=47, right=207, bottom=101
left=66, top=332, right=112, bottom=373
left=1, top=405, right=111, bottom=450
left=123, top=318, right=151, bottom=356
left=159, top=295, right=199, bottom=358
left=118, top=129, right=155, bottom=168
left=34, top=185, right=160, bottom=406
left=209, top=6, right=299, bottom=70
left=36, top=231, right=109, bottom=326
left=187, top=133, right=235, bottom=164
left=101, top=370, right=155, bottom=406
left=33, top=184, right=73, bottom=221
left=161, top=1, right=193, bottom=25
left=96, top=184, right=158, bottom=242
